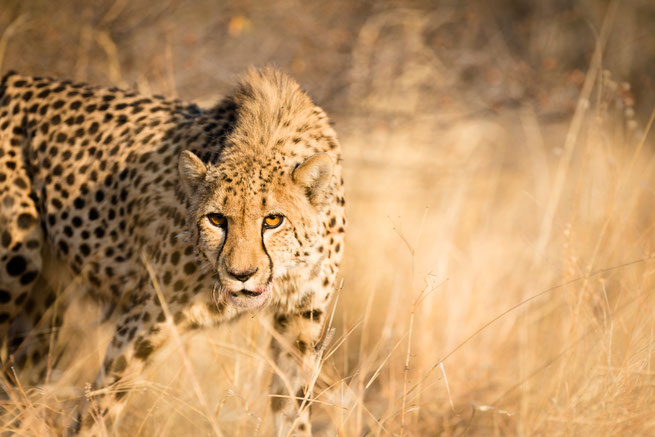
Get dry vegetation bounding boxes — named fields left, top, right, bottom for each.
left=2, top=0, right=655, bottom=435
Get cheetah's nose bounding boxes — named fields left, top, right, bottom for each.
left=227, top=267, right=258, bottom=282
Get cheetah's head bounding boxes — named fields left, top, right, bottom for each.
left=178, top=149, right=334, bottom=310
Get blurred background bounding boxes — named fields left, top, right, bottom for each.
left=2, top=0, right=655, bottom=435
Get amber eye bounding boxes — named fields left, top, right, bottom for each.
left=263, top=214, right=284, bottom=229
left=207, top=213, right=227, bottom=228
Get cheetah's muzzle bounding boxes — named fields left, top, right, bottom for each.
left=226, top=283, right=272, bottom=309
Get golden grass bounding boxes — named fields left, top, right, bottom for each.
left=2, top=1, right=655, bottom=435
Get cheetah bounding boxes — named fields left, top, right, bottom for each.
left=0, top=67, right=346, bottom=435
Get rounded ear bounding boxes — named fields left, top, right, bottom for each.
left=178, top=150, right=207, bottom=195
left=292, top=153, right=334, bottom=206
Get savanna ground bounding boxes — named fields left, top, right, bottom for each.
left=2, top=0, right=655, bottom=435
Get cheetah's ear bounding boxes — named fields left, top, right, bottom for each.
left=178, top=150, right=207, bottom=195
left=292, top=153, right=334, bottom=206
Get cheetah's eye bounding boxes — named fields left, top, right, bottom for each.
left=207, top=213, right=227, bottom=228
left=263, top=214, right=284, bottom=230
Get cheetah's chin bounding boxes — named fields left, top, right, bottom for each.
left=226, top=284, right=272, bottom=309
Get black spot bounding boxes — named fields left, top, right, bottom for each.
left=19, top=271, right=38, bottom=285
left=183, top=262, right=196, bottom=275
left=128, top=327, right=137, bottom=341
left=58, top=241, right=69, bottom=255
left=73, top=197, right=85, bottom=209
left=87, top=120, right=99, bottom=134
left=26, top=239, right=40, bottom=250
left=173, top=311, right=185, bottom=324
left=17, top=213, right=35, bottom=229
left=0, top=290, right=10, bottom=303
left=301, top=309, right=323, bottom=320
left=38, top=122, right=49, bottom=135
left=14, top=292, right=27, bottom=305
left=1, top=231, right=11, bottom=248
left=80, top=244, right=90, bottom=256
left=113, top=355, right=127, bottom=373
left=13, top=177, right=26, bottom=189
left=6, top=256, right=27, bottom=276
left=134, top=339, right=154, bottom=361
left=271, top=396, right=286, bottom=412
left=3, top=194, right=14, bottom=207
left=170, top=252, right=180, bottom=265
left=275, top=315, right=288, bottom=331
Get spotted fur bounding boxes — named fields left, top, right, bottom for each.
left=0, top=67, right=346, bottom=435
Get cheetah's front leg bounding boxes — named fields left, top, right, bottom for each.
left=75, top=302, right=170, bottom=434
left=270, top=303, right=328, bottom=437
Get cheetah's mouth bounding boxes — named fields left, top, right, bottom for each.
left=226, top=284, right=272, bottom=309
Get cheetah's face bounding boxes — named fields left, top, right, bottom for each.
left=178, top=150, right=333, bottom=310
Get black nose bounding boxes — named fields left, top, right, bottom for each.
left=227, top=267, right=258, bottom=282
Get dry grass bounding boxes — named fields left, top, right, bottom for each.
left=2, top=0, right=655, bottom=435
